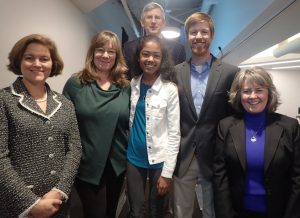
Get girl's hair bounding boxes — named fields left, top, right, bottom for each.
left=131, top=35, right=176, bottom=83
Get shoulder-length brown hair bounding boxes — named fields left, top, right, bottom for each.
left=229, top=67, right=280, bottom=113
left=77, top=30, right=129, bottom=87
left=7, top=34, right=64, bottom=77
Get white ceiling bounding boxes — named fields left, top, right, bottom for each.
left=70, top=0, right=107, bottom=13
left=70, top=0, right=300, bottom=71
left=223, top=0, right=300, bottom=71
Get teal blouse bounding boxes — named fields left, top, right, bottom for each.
left=63, top=76, right=130, bottom=185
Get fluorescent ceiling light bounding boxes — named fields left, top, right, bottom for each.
left=161, top=27, right=180, bottom=39
left=272, top=65, right=300, bottom=70
left=239, top=59, right=300, bottom=68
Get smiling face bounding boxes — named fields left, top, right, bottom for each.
left=139, top=40, right=162, bottom=79
left=141, top=8, right=165, bottom=36
left=241, top=79, right=269, bottom=114
left=93, top=40, right=116, bottom=73
left=187, top=21, right=212, bottom=58
left=20, top=43, right=53, bottom=86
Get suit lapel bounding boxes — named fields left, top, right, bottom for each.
left=230, top=119, right=247, bottom=172
left=264, top=118, right=283, bottom=173
left=180, top=61, right=198, bottom=119
left=11, top=77, right=62, bottom=120
left=199, top=58, right=222, bottom=118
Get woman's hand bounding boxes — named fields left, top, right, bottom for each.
left=28, top=198, right=62, bottom=218
left=42, top=190, right=63, bottom=201
left=157, top=176, right=172, bottom=196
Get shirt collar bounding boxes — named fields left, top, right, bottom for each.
left=191, top=58, right=212, bottom=74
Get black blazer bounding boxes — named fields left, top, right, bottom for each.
left=174, top=56, right=238, bottom=179
left=123, top=37, right=186, bottom=78
left=213, top=113, right=300, bottom=218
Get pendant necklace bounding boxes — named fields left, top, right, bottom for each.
left=250, top=124, right=264, bottom=143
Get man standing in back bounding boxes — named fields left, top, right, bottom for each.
left=123, top=2, right=186, bottom=79
left=173, top=12, right=238, bottom=218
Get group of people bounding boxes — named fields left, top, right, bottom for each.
left=0, top=2, right=299, bottom=218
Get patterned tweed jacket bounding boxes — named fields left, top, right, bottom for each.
left=0, top=78, right=82, bottom=218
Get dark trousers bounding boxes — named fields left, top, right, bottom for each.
left=240, top=209, right=267, bottom=218
left=74, top=161, right=125, bottom=218
left=127, top=162, right=165, bottom=218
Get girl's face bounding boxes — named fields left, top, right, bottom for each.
left=139, top=40, right=162, bottom=78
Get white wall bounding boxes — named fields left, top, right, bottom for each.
left=270, top=70, right=300, bottom=118
left=0, top=0, right=95, bottom=92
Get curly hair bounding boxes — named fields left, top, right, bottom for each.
left=7, top=34, right=63, bottom=77
left=229, top=67, right=281, bottom=113
left=77, top=30, right=129, bottom=87
left=131, top=35, right=176, bottom=83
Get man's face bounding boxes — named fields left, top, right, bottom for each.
left=141, top=8, right=165, bottom=36
left=187, top=21, right=212, bottom=57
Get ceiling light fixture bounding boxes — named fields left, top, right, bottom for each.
left=161, top=27, right=180, bottom=39
left=239, top=59, right=300, bottom=68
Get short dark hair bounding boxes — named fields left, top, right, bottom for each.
left=131, top=35, right=176, bottom=83
left=7, top=34, right=63, bottom=77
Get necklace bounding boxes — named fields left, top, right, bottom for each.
left=34, top=89, right=47, bottom=103
left=250, top=124, right=264, bottom=142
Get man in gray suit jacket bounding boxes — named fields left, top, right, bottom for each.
left=123, top=2, right=186, bottom=79
left=173, top=12, right=238, bottom=218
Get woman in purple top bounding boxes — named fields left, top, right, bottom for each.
left=213, top=67, right=300, bottom=218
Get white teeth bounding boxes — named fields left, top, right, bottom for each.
left=248, top=102, right=259, bottom=105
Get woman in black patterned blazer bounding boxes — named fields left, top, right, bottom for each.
left=0, top=34, right=82, bottom=218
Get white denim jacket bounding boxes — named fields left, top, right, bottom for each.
left=130, top=75, right=180, bottom=178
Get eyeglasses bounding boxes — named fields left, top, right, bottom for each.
left=95, top=47, right=116, bottom=57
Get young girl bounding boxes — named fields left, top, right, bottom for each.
left=127, top=35, right=180, bottom=217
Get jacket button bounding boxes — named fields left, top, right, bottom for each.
left=50, top=170, right=57, bottom=175
left=49, top=154, right=54, bottom=158
left=148, top=146, right=151, bottom=149
left=48, top=136, right=54, bottom=142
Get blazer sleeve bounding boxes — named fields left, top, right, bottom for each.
left=213, top=121, right=236, bottom=218
left=0, top=94, right=39, bottom=215
left=283, top=120, right=300, bottom=218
